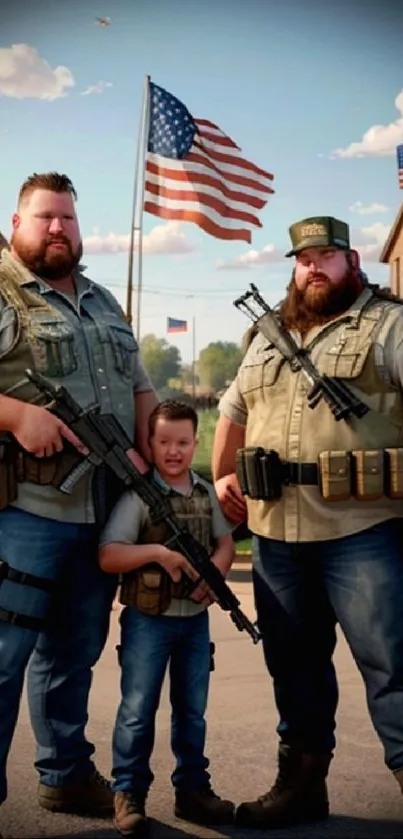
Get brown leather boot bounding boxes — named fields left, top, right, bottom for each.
left=175, top=784, right=235, bottom=825
left=114, top=791, right=148, bottom=836
left=236, top=744, right=332, bottom=829
left=38, top=768, right=113, bottom=816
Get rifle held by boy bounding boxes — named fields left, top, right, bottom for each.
left=25, top=368, right=261, bottom=645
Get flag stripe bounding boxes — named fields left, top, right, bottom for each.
left=195, top=137, right=274, bottom=180
left=144, top=194, right=258, bottom=230
left=184, top=150, right=273, bottom=193
left=398, top=144, right=403, bottom=190
left=144, top=82, right=274, bottom=243
left=144, top=201, right=252, bottom=242
left=195, top=123, right=240, bottom=150
left=145, top=179, right=263, bottom=226
left=147, top=151, right=272, bottom=196
left=145, top=163, right=268, bottom=209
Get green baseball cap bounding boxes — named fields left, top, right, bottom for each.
left=285, top=216, right=350, bottom=257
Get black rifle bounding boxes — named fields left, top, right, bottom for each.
left=234, top=283, right=369, bottom=422
left=25, top=368, right=261, bottom=645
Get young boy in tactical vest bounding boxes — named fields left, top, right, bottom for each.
left=99, top=400, right=235, bottom=836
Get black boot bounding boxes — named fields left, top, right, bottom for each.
left=236, top=743, right=332, bottom=829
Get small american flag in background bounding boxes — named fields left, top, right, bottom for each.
left=397, top=144, right=403, bottom=190
left=167, top=317, right=188, bottom=333
left=145, top=82, right=274, bottom=243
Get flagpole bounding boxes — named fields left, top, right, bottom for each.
left=191, top=315, right=196, bottom=404
left=126, top=74, right=151, bottom=337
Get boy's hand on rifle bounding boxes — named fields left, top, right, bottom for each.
left=189, top=578, right=215, bottom=608
left=157, top=546, right=199, bottom=585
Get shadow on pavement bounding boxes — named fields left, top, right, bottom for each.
left=40, top=813, right=403, bottom=839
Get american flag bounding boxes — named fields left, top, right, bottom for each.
left=167, top=317, right=188, bottom=333
left=144, top=82, right=274, bottom=243
left=397, top=144, right=403, bottom=190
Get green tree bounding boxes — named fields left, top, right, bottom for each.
left=140, top=334, right=181, bottom=391
left=197, top=341, right=242, bottom=391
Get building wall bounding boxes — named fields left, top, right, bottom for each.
left=387, top=225, right=403, bottom=296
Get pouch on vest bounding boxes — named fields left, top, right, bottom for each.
left=0, top=433, right=18, bottom=510
left=318, top=451, right=351, bottom=501
left=120, top=563, right=173, bottom=616
left=236, top=447, right=282, bottom=500
left=16, top=447, right=84, bottom=489
left=384, top=448, right=403, bottom=499
left=351, top=449, right=384, bottom=501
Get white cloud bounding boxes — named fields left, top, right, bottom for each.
left=353, top=222, right=391, bottom=262
left=81, top=80, right=113, bottom=96
left=349, top=201, right=390, bottom=215
left=330, top=89, right=403, bottom=158
left=0, top=44, right=74, bottom=101
left=83, top=221, right=196, bottom=256
left=217, top=243, right=282, bottom=271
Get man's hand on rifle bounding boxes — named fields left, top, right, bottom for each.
left=10, top=402, right=89, bottom=457
left=126, top=448, right=150, bottom=473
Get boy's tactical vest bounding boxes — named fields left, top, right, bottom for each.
left=120, top=483, right=213, bottom=616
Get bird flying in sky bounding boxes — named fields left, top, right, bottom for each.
left=95, top=17, right=111, bottom=27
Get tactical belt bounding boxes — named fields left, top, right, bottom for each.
left=236, top=446, right=403, bottom=503
left=281, top=461, right=318, bottom=486
left=236, top=447, right=317, bottom=501
left=0, top=557, right=56, bottom=633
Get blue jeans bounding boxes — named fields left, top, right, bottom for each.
left=112, top=607, right=211, bottom=794
left=253, top=518, right=403, bottom=771
left=0, top=507, right=116, bottom=804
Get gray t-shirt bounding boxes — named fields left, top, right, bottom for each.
left=100, top=470, right=232, bottom=617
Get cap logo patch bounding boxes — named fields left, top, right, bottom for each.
left=299, top=223, right=327, bottom=237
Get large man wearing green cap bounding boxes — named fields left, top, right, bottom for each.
left=212, top=215, right=403, bottom=829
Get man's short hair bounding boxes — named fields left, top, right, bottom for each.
left=18, top=172, right=77, bottom=207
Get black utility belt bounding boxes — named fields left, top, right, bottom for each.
left=236, top=447, right=403, bottom=503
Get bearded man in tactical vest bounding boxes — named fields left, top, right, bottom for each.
left=212, top=216, right=403, bottom=829
left=0, top=172, right=157, bottom=824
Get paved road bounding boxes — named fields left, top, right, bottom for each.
left=2, top=566, right=403, bottom=838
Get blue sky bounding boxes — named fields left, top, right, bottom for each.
left=0, top=0, right=402, bottom=362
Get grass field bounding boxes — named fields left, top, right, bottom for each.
left=193, top=409, right=251, bottom=552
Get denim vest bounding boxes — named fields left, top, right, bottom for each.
left=0, top=253, right=140, bottom=523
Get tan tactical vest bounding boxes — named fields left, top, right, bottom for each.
left=0, top=253, right=69, bottom=404
left=239, top=290, right=403, bottom=538
left=120, top=483, right=213, bottom=615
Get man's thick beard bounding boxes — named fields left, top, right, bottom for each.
left=279, top=269, right=362, bottom=335
left=10, top=231, right=83, bottom=281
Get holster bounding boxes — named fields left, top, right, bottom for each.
left=236, top=447, right=283, bottom=500
left=120, top=564, right=187, bottom=616
left=0, top=433, right=18, bottom=511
